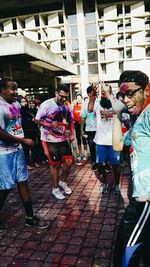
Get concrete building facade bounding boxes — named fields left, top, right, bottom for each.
left=0, top=0, right=150, bottom=96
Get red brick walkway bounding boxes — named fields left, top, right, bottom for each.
left=0, top=162, right=130, bottom=267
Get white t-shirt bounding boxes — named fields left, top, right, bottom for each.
left=93, top=101, right=115, bottom=145
left=0, top=98, right=23, bottom=154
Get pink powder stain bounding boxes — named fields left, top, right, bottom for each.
left=120, top=83, right=129, bottom=94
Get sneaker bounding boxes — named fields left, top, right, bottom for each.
left=25, top=215, right=48, bottom=229
left=59, top=181, right=72, bottom=195
left=112, top=185, right=120, bottom=195
left=52, top=187, right=65, bottom=200
left=100, top=183, right=108, bottom=194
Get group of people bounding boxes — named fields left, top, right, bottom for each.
left=0, top=68, right=150, bottom=266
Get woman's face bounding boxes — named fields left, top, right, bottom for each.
left=76, top=95, right=82, bottom=104
left=20, top=98, right=27, bottom=107
left=29, top=101, right=36, bottom=109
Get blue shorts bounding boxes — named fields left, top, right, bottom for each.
left=96, top=145, right=120, bottom=165
left=0, top=149, right=28, bottom=190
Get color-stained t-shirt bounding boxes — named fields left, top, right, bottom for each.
left=0, top=98, right=24, bottom=154
left=93, top=100, right=115, bottom=145
left=35, top=98, right=74, bottom=143
left=123, top=104, right=150, bottom=201
left=80, top=98, right=97, bottom=132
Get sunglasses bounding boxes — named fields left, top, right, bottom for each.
left=58, top=92, right=68, bottom=100
left=119, top=87, right=142, bottom=100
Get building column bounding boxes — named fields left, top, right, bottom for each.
left=76, top=0, right=89, bottom=97
left=48, top=76, right=57, bottom=97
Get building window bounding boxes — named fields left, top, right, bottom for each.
left=125, top=19, right=131, bottom=30
left=71, top=52, right=80, bottom=63
left=145, top=2, right=150, bottom=13
left=61, top=41, right=66, bottom=51
left=118, top=34, right=124, bottom=45
left=71, top=39, right=79, bottom=50
left=146, top=47, right=150, bottom=57
left=117, top=3, right=123, bottom=17
left=34, top=15, right=40, bottom=27
left=12, top=18, right=17, bottom=30
left=88, top=51, right=98, bottom=62
left=88, top=64, right=98, bottom=75
left=69, top=25, right=78, bottom=38
left=99, top=22, right=104, bottom=33
left=100, top=37, right=105, bottom=46
left=58, top=13, right=64, bottom=24
left=126, top=48, right=132, bottom=58
left=100, top=49, right=105, bottom=61
left=124, top=4, right=130, bottom=15
left=145, top=17, right=150, bottom=29
left=77, top=65, right=80, bottom=75
left=146, top=32, right=150, bottom=42
left=119, top=61, right=123, bottom=73
left=117, top=20, right=123, bottom=31
left=126, top=34, right=132, bottom=44
left=86, top=23, right=97, bottom=36
left=87, top=37, right=97, bottom=49
left=101, top=63, right=106, bottom=74
left=83, top=0, right=95, bottom=22
left=65, top=0, right=77, bottom=24
left=118, top=48, right=124, bottom=59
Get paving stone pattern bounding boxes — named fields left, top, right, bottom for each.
left=0, top=162, right=143, bottom=267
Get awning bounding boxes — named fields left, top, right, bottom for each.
left=0, top=35, right=77, bottom=75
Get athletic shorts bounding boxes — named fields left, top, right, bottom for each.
left=42, top=140, right=73, bottom=166
left=0, top=149, right=28, bottom=190
left=96, top=144, right=120, bottom=165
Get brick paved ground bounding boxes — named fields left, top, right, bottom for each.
left=0, top=162, right=132, bottom=267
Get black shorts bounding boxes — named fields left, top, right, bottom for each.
left=42, top=140, right=73, bottom=165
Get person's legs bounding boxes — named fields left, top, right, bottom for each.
left=82, top=135, right=88, bottom=159
left=75, top=122, right=82, bottom=157
left=141, top=207, right=150, bottom=267
left=61, top=157, right=74, bottom=182
left=17, top=181, right=47, bottom=228
left=109, top=146, right=121, bottom=194
left=59, top=157, right=74, bottom=195
left=43, top=141, right=66, bottom=200
left=87, top=131, right=96, bottom=164
left=50, top=164, right=60, bottom=189
left=30, top=134, right=39, bottom=165
left=96, top=145, right=109, bottom=193
left=112, top=164, right=120, bottom=185
left=0, top=189, right=10, bottom=231
left=113, top=200, right=149, bottom=267
left=17, top=181, right=33, bottom=217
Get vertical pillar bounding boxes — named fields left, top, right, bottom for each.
left=76, top=0, right=89, bottom=97
left=48, top=76, right=57, bottom=97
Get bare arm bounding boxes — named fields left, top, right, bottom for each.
left=112, top=113, right=124, bottom=152
left=0, top=128, right=34, bottom=147
left=88, top=91, right=97, bottom=112
left=34, top=119, right=58, bottom=128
